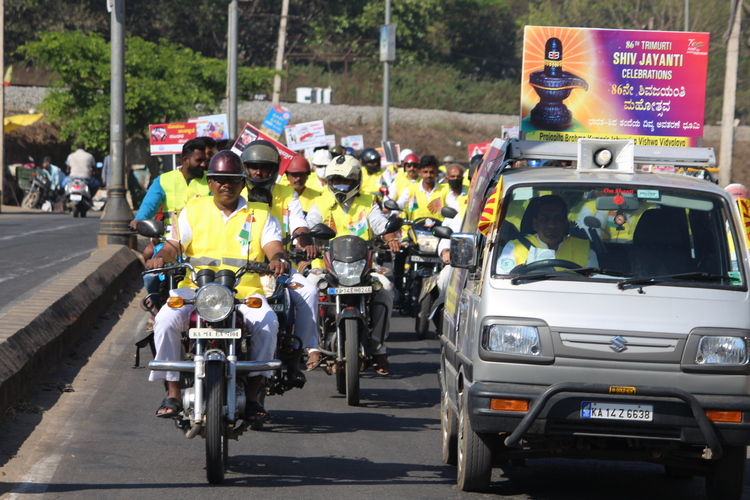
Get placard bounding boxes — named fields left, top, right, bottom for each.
left=520, top=26, right=709, bottom=146
left=149, top=122, right=197, bottom=155
left=284, top=120, right=327, bottom=151
left=231, top=123, right=296, bottom=174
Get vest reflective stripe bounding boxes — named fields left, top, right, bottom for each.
left=160, top=169, right=209, bottom=227
left=405, top=183, right=449, bottom=220
left=181, top=198, right=269, bottom=298
left=513, top=235, right=590, bottom=267
left=317, top=191, right=375, bottom=240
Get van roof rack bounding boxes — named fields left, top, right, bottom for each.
left=506, top=139, right=716, bottom=169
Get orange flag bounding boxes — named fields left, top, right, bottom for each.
left=477, top=176, right=503, bottom=236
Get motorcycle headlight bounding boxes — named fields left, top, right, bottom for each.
left=415, top=231, right=439, bottom=254
left=482, top=325, right=541, bottom=356
left=194, top=283, right=235, bottom=322
left=695, top=336, right=749, bottom=365
left=332, top=259, right=367, bottom=286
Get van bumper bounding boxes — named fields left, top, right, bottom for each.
left=467, top=381, right=750, bottom=459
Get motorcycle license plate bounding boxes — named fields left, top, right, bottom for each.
left=329, top=286, right=373, bottom=295
left=70, top=194, right=83, bottom=201
left=189, top=328, right=241, bottom=339
left=411, top=255, right=442, bottom=264
left=270, top=303, right=284, bottom=312
left=581, top=402, right=653, bottom=421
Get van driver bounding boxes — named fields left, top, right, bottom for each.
left=496, top=194, right=598, bottom=274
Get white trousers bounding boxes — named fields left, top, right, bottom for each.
left=149, top=288, right=279, bottom=382
left=288, top=271, right=319, bottom=350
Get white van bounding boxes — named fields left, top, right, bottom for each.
left=441, top=138, right=749, bottom=500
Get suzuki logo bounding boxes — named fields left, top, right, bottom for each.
left=610, top=335, right=628, bottom=353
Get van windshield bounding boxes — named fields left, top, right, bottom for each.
left=493, top=184, right=744, bottom=288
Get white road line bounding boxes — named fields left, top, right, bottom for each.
left=0, top=223, right=87, bottom=242
left=0, top=248, right=94, bottom=283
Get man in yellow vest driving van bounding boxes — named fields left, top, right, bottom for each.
left=146, top=150, right=288, bottom=423
left=496, top=194, right=598, bottom=274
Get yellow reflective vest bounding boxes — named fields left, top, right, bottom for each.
left=361, top=170, right=388, bottom=197
left=180, top=197, right=269, bottom=298
left=512, top=235, right=590, bottom=268
left=160, top=169, right=210, bottom=227
left=316, top=191, right=375, bottom=240
left=403, top=182, right=449, bottom=220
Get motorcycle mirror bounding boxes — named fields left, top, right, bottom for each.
left=308, top=223, right=337, bottom=241
left=383, top=199, right=400, bottom=212
left=136, top=219, right=165, bottom=238
left=440, top=207, right=458, bottom=219
left=433, top=226, right=453, bottom=239
left=379, top=186, right=389, bottom=197
left=383, top=217, right=404, bottom=234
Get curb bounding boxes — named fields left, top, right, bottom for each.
left=0, top=244, right=142, bottom=422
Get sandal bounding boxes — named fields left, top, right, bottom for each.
left=156, top=397, right=182, bottom=418
left=286, top=368, right=306, bottom=388
left=306, top=351, right=323, bottom=372
left=245, top=400, right=270, bottom=423
left=373, top=354, right=390, bottom=376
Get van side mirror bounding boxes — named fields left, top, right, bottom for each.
left=450, top=233, right=478, bottom=269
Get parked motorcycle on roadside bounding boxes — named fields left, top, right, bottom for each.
left=145, top=258, right=282, bottom=484
left=308, top=218, right=402, bottom=406
left=21, top=168, right=53, bottom=210
left=65, top=177, right=93, bottom=217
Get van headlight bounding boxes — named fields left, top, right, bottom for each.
left=695, top=336, right=749, bottom=365
left=332, top=259, right=367, bottom=286
left=195, top=283, right=235, bottom=322
left=483, top=325, right=541, bottom=356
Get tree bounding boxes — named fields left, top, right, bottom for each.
left=19, top=31, right=275, bottom=155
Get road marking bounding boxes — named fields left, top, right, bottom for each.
left=0, top=249, right=94, bottom=283
left=0, top=223, right=88, bottom=242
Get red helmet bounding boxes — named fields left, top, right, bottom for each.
left=286, top=154, right=311, bottom=173
left=402, top=153, right=420, bottom=166
left=207, top=150, right=245, bottom=177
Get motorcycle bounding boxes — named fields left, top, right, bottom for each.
left=65, top=177, right=93, bottom=217
left=416, top=224, right=454, bottom=339
left=21, top=168, right=53, bottom=210
left=308, top=218, right=402, bottom=406
left=145, top=259, right=282, bottom=484
left=384, top=202, right=457, bottom=339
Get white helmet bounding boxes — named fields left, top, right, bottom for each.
left=326, top=154, right=362, bottom=204
left=312, top=149, right=333, bottom=167
left=399, top=148, right=414, bottom=162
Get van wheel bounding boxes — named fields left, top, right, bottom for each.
left=457, top=391, right=492, bottom=491
left=441, top=389, right=457, bottom=465
left=705, top=445, right=746, bottom=500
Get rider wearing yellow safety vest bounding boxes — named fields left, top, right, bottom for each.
left=305, top=154, right=402, bottom=375
left=396, top=155, right=450, bottom=221
left=359, top=148, right=389, bottom=197
left=496, top=194, right=599, bottom=274
left=146, top=150, right=288, bottom=423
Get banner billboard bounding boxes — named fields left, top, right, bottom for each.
left=520, top=26, right=709, bottom=146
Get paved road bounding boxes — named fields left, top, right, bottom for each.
left=0, top=281, right=744, bottom=499
left=0, top=208, right=100, bottom=314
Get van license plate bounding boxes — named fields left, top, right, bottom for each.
left=581, top=402, right=653, bottom=421
left=189, top=328, right=241, bottom=339
left=329, top=286, right=372, bottom=295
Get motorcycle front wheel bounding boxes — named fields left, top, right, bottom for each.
left=205, top=361, right=227, bottom=484
left=22, top=191, right=39, bottom=209
left=345, top=318, right=360, bottom=406
left=416, top=293, right=434, bottom=340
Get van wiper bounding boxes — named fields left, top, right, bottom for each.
left=617, top=272, right=734, bottom=290
left=510, top=267, right=632, bottom=285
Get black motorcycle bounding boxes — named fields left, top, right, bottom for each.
left=21, top=168, right=53, bottom=210
left=308, top=218, right=401, bottom=406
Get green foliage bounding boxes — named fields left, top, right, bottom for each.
left=19, top=31, right=274, bottom=155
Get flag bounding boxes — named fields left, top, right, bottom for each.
left=477, top=176, right=503, bottom=236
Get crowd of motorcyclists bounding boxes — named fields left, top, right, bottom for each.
left=129, top=136, right=473, bottom=423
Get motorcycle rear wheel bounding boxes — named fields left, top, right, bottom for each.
left=345, top=318, right=360, bottom=406
left=416, top=294, right=434, bottom=340
left=205, top=362, right=227, bottom=484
